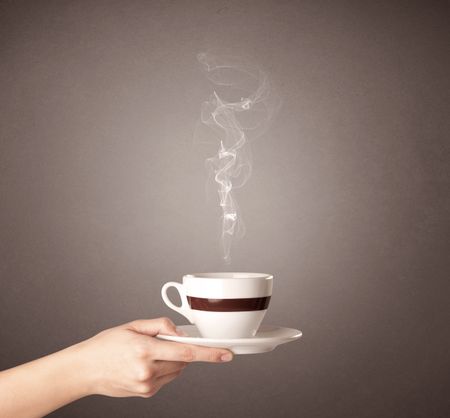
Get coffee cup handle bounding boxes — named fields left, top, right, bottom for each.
left=161, top=282, right=194, bottom=324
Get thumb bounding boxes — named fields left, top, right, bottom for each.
left=126, top=317, right=184, bottom=337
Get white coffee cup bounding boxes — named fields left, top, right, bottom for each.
left=161, top=272, right=273, bottom=339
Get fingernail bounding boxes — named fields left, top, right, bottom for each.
left=176, top=328, right=188, bottom=336
left=221, top=353, right=233, bottom=362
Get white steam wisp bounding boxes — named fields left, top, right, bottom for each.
left=195, top=52, right=280, bottom=263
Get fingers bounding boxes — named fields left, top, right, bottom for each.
left=138, top=370, right=184, bottom=398
left=154, top=360, right=187, bottom=377
left=127, top=317, right=183, bottom=337
left=151, top=339, right=233, bottom=363
left=155, top=370, right=183, bottom=388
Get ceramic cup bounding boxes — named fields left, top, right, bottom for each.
left=161, top=272, right=273, bottom=339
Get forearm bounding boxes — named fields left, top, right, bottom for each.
left=0, top=342, right=93, bottom=418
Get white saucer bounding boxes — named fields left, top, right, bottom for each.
left=156, top=325, right=302, bottom=355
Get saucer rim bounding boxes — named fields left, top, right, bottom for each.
left=157, top=324, right=302, bottom=344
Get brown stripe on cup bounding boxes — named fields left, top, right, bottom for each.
left=187, top=296, right=271, bottom=312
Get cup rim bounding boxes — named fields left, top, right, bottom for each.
left=184, top=272, right=272, bottom=280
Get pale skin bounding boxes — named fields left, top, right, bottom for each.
left=0, top=317, right=233, bottom=418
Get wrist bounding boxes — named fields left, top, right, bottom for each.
left=60, top=339, right=98, bottom=398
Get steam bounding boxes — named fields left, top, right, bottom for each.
left=195, top=52, right=280, bottom=263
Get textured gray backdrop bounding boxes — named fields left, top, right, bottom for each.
left=0, top=1, right=449, bottom=417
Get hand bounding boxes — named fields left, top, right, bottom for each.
left=77, top=317, right=233, bottom=398
left=0, top=318, right=233, bottom=418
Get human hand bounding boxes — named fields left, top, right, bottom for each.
left=76, top=317, right=233, bottom=398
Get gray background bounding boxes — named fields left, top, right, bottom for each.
left=0, top=1, right=449, bottom=417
